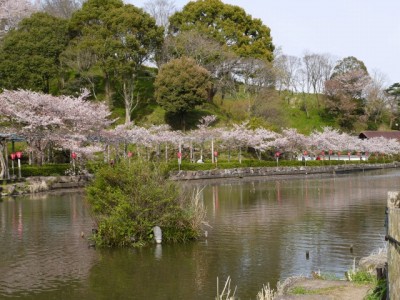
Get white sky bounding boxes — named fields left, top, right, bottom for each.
left=127, top=0, right=400, bottom=84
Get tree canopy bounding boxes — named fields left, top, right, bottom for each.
left=67, top=0, right=164, bottom=123
left=331, top=56, right=368, bottom=79
left=155, top=57, right=210, bottom=127
left=168, top=0, right=274, bottom=61
left=0, top=12, right=69, bottom=93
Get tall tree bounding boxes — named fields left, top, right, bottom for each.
left=274, top=54, right=302, bottom=93
left=385, top=82, right=400, bottom=128
left=330, top=56, right=368, bottom=79
left=161, top=30, right=238, bottom=101
left=154, top=57, right=210, bottom=130
left=169, top=0, right=274, bottom=61
left=324, top=56, right=371, bottom=130
left=68, top=0, right=163, bottom=122
left=302, top=52, right=335, bottom=107
left=364, top=70, right=390, bottom=128
left=143, top=0, right=175, bottom=35
left=324, top=69, right=371, bottom=130
left=0, top=12, right=69, bottom=92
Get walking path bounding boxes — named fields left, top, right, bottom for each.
left=276, top=278, right=372, bottom=300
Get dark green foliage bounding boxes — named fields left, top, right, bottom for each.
left=0, top=13, right=70, bottom=93
left=169, top=0, right=274, bottom=61
left=21, top=164, right=70, bottom=177
left=155, top=57, right=210, bottom=129
left=86, top=161, right=201, bottom=247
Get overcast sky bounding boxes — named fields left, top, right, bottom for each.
left=127, top=0, right=400, bottom=84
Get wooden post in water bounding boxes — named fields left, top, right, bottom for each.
left=386, top=191, right=400, bottom=300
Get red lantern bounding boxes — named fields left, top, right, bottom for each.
left=71, top=152, right=77, bottom=159
left=16, top=151, right=22, bottom=159
left=214, top=151, right=218, bottom=157
left=127, top=152, right=133, bottom=158
left=177, top=152, right=182, bottom=159
left=303, top=151, right=308, bottom=156
left=275, top=151, right=280, bottom=157
left=329, top=150, right=333, bottom=155
left=321, top=150, right=325, bottom=156
left=10, top=153, right=16, bottom=160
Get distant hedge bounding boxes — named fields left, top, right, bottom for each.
left=21, top=164, right=71, bottom=177
left=167, top=158, right=392, bottom=171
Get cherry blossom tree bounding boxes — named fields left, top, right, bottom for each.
left=275, top=128, right=309, bottom=159
left=0, top=89, right=112, bottom=165
left=0, top=0, right=37, bottom=38
left=247, top=128, right=279, bottom=160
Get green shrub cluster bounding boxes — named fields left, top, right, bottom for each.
left=86, top=161, right=203, bottom=247
left=21, top=164, right=70, bottom=177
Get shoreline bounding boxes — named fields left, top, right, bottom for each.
left=170, top=162, right=400, bottom=181
left=1, top=162, right=399, bottom=197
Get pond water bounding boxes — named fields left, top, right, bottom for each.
left=0, top=169, right=397, bottom=299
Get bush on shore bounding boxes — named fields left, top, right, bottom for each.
left=86, top=161, right=204, bottom=247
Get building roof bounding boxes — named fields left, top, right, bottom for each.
left=359, top=131, right=400, bottom=140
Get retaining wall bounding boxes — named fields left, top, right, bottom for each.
left=0, top=175, right=91, bottom=197
left=170, top=162, right=399, bottom=181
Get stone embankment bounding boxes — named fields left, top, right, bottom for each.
left=0, top=175, right=91, bottom=197
left=170, top=162, right=399, bottom=181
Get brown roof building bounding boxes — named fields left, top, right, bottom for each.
left=359, top=131, right=400, bottom=140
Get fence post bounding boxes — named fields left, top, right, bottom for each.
left=387, top=191, right=400, bottom=300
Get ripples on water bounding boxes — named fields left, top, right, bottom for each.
left=0, top=191, right=97, bottom=298
left=0, top=169, right=397, bottom=299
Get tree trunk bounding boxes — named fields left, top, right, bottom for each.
left=104, top=75, right=113, bottom=109
left=207, top=85, right=217, bottom=103
left=0, top=141, right=6, bottom=179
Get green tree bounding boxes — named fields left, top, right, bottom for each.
left=155, top=57, right=210, bottom=129
left=385, top=82, right=400, bottom=128
left=331, top=56, right=368, bottom=79
left=0, top=12, right=69, bottom=93
left=324, top=56, right=371, bottom=130
left=169, top=0, right=274, bottom=61
left=161, top=30, right=237, bottom=101
left=68, top=0, right=163, bottom=122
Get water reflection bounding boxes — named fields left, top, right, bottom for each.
left=0, top=169, right=397, bottom=299
left=0, top=191, right=97, bottom=298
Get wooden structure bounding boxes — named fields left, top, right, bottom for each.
left=386, top=192, right=400, bottom=299
left=0, top=133, right=24, bottom=180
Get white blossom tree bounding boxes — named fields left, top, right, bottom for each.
left=0, top=89, right=112, bottom=165
left=0, top=0, right=37, bottom=37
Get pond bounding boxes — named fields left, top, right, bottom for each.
left=0, top=168, right=397, bottom=299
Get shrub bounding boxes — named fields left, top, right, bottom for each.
left=21, top=164, right=70, bottom=177
left=86, top=161, right=204, bottom=247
